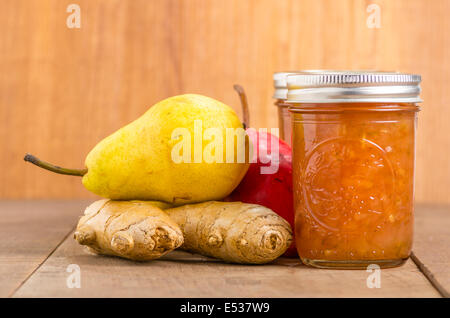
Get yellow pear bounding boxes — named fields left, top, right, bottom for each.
left=25, top=94, right=249, bottom=204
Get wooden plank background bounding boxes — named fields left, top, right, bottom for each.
left=1, top=0, right=449, bottom=203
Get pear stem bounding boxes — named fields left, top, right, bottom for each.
left=24, top=153, right=87, bottom=177
left=233, top=84, right=250, bottom=128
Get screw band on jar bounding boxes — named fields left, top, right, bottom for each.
left=287, top=71, right=422, bottom=104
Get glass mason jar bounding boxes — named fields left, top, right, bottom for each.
left=286, top=71, right=421, bottom=269
left=273, top=72, right=298, bottom=146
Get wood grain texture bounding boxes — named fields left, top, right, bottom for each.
left=1, top=0, right=449, bottom=202
left=414, top=204, right=450, bottom=295
left=0, top=200, right=444, bottom=297
left=13, top=237, right=439, bottom=298
left=0, top=200, right=89, bottom=297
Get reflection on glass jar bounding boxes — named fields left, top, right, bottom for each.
left=287, top=72, right=421, bottom=269
left=276, top=99, right=292, bottom=146
left=273, top=72, right=299, bottom=146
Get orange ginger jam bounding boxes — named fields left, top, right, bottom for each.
left=290, top=103, right=419, bottom=268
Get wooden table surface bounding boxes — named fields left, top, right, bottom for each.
left=0, top=200, right=448, bottom=298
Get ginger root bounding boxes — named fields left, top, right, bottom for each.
left=165, top=201, right=293, bottom=264
left=74, top=199, right=183, bottom=261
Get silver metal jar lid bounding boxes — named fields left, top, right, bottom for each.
left=273, top=71, right=303, bottom=100
left=286, top=71, right=422, bottom=103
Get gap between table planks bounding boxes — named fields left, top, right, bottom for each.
left=0, top=200, right=90, bottom=297
left=411, top=204, right=450, bottom=297
left=1, top=201, right=447, bottom=297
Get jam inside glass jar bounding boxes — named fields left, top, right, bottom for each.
left=287, top=72, right=421, bottom=269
